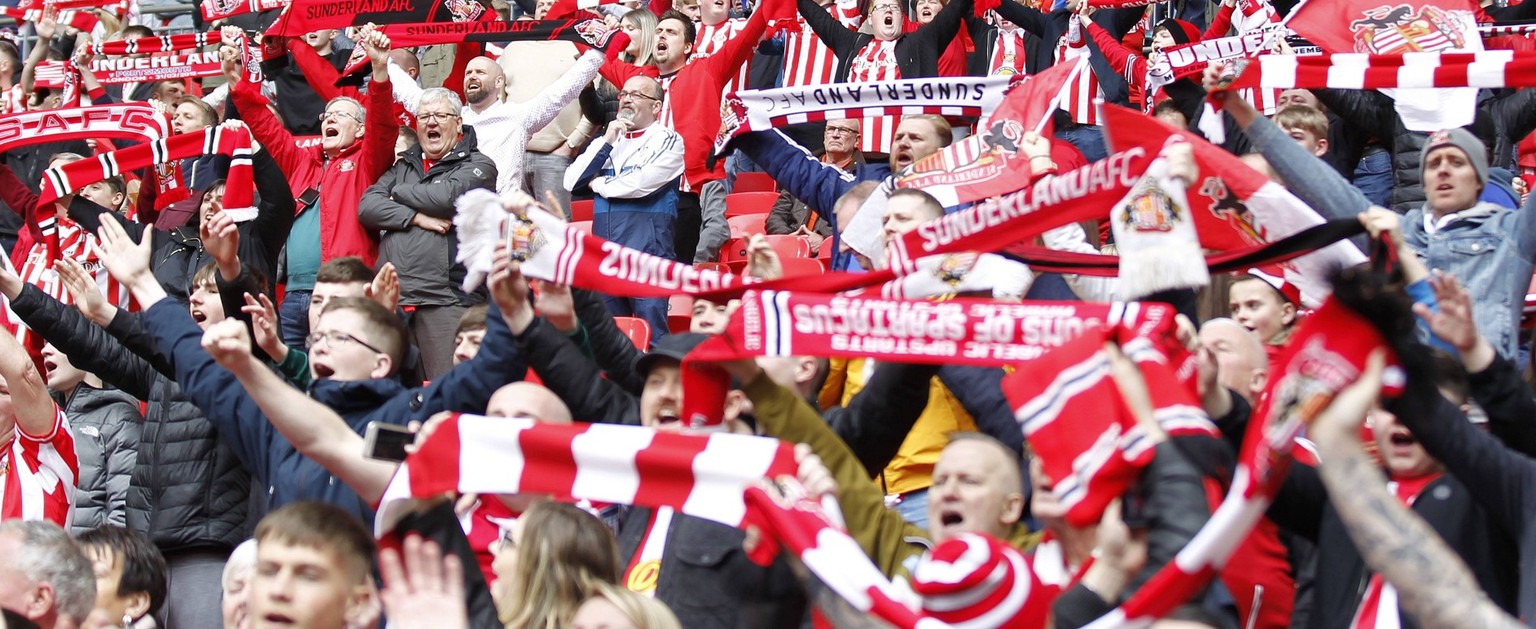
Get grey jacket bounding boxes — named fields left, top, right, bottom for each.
left=61, top=385, right=141, bottom=535
left=1243, top=114, right=1536, bottom=357
left=358, top=127, right=498, bottom=307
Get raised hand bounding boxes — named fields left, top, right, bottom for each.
left=0, top=256, right=22, bottom=299
left=241, top=292, right=289, bottom=362
left=92, top=218, right=155, bottom=291
left=1413, top=272, right=1494, bottom=372
left=201, top=318, right=256, bottom=373
left=56, top=257, right=116, bottom=327
left=200, top=210, right=242, bottom=279
left=377, top=535, right=469, bottom=629
left=531, top=279, right=577, bottom=333
left=744, top=233, right=782, bottom=281
left=489, top=241, right=534, bottom=333
left=370, top=263, right=400, bottom=312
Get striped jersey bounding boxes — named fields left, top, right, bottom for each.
left=692, top=19, right=754, bottom=98
left=13, top=216, right=129, bottom=354
left=780, top=0, right=863, bottom=88
left=1056, top=18, right=1099, bottom=126
left=0, top=407, right=78, bottom=527
left=989, top=28, right=1028, bottom=75
left=848, top=39, right=900, bottom=154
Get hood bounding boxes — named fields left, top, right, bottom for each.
left=64, top=384, right=140, bottom=417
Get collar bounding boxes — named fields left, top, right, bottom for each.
left=623, top=127, right=650, bottom=140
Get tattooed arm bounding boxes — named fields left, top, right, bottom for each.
left=1311, top=352, right=1524, bottom=629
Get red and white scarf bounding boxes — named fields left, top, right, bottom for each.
left=1223, top=50, right=1536, bottom=91
left=88, top=32, right=214, bottom=55
left=199, top=0, right=285, bottom=21
left=0, top=7, right=99, bottom=30
left=375, top=415, right=798, bottom=533
left=1083, top=297, right=1405, bottom=628
left=37, top=50, right=224, bottom=86
left=717, top=76, right=1015, bottom=155
left=1003, top=301, right=1214, bottom=526
left=0, top=103, right=171, bottom=154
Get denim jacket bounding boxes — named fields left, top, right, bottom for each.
left=1403, top=201, right=1536, bottom=357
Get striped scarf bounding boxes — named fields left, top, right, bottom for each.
left=88, top=31, right=214, bottom=55
left=375, top=415, right=798, bottom=533
left=1224, top=49, right=1536, bottom=90
left=36, top=125, right=253, bottom=263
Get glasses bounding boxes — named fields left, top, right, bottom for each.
left=417, top=112, right=461, bottom=123
left=826, top=125, right=860, bottom=136
left=318, top=110, right=362, bottom=123
left=618, top=90, right=660, bottom=102
left=307, top=330, right=385, bottom=355
left=871, top=4, right=901, bottom=12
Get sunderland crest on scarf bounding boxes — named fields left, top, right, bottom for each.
left=445, top=0, right=486, bottom=21
left=1348, top=4, right=1465, bottom=54
left=505, top=214, right=547, bottom=262
left=715, top=95, right=747, bottom=151
left=1120, top=186, right=1183, bottom=233
left=574, top=17, right=618, bottom=48
left=933, top=252, right=979, bottom=288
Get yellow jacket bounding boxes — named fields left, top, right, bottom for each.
left=821, top=357, right=978, bottom=496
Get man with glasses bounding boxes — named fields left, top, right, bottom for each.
left=765, top=119, right=861, bottom=255
left=564, top=75, right=685, bottom=342
left=224, top=25, right=399, bottom=349
left=360, top=88, right=498, bottom=379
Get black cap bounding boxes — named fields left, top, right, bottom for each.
left=633, top=333, right=709, bottom=377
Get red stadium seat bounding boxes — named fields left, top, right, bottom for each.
left=613, top=316, right=651, bottom=350
left=778, top=257, right=825, bottom=277
left=569, top=199, right=595, bottom=222
left=724, top=235, right=811, bottom=273
left=667, top=294, right=694, bottom=334
left=733, top=171, right=777, bottom=193
left=695, top=261, right=732, bottom=274
left=725, top=192, right=779, bottom=217
left=727, top=213, right=768, bottom=238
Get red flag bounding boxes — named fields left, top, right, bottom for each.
left=1284, top=0, right=1479, bottom=55
left=895, top=57, right=1084, bottom=207
left=1100, top=104, right=1365, bottom=306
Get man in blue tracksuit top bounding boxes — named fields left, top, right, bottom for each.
left=565, top=75, right=685, bottom=341
left=96, top=220, right=527, bottom=525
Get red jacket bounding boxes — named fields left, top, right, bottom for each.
left=231, top=77, right=397, bottom=266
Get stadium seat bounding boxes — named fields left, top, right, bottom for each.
left=733, top=171, right=777, bottom=193
left=778, top=256, right=825, bottom=277
left=569, top=199, right=595, bottom=222
left=695, top=261, right=732, bottom=274
left=724, top=235, right=812, bottom=272
left=727, top=213, right=768, bottom=238
left=725, top=191, right=779, bottom=217
left=667, top=294, right=694, bottom=334
left=613, top=316, right=652, bottom=350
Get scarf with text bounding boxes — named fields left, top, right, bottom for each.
left=895, top=58, right=1083, bottom=207
left=374, top=414, right=798, bottom=533
left=36, top=125, right=253, bottom=261
left=37, top=50, right=224, bottom=85
left=716, top=76, right=1017, bottom=156
left=1147, top=25, right=1286, bottom=92
left=14, top=0, right=127, bottom=12
left=88, top=31, right=213, bottom=55
left=1083, top=295, right=1405, bottom=628
left=267, top=0, right=495, bottom=37
left=199, top=0, right=285, bottom=21
left=1222, top=50, right=1536, bottom=91
left=333, top=18, right=621, bottom=82
left=0, top=7, right=100, bottom=29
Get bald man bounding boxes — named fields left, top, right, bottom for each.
left=1199, top=317, right=1268, bottom=404
left=387, top=43, right=607, bottom=195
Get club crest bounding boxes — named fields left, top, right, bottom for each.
left=1348, top=4, right=1465, bottom=54
left=1120, top=185, right=1183, bottom=233
left=506, top=214, right=547, bottom=262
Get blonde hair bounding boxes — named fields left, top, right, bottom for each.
left=501, top=502, right=621, bottom=628
left=620, top=9, right=658, bottom=66
left=582, top=581, right=682, bottom=629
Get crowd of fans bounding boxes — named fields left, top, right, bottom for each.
left=0, top=0, right=1535, bottom=626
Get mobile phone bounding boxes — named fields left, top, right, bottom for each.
left=363, top=422, right=417, bottom=463
left=297, top=187, right=320, bottom=208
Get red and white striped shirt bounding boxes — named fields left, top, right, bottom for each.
left=780, top=0, right=862, bottom=88
left=0, top=84, right=23, bottom=115
left=1057, top=19, right=1100, bottom=126
left=989, top=28, right=1028, bottom=76
left=0, top=407, right=78, bottom=527
left=14, top=217, right=129, bottom=353
left=692, top=18, right=754, bottom=98
left=848, top=40, right=900, bottom=154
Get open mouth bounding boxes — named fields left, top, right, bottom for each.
left=656, top=408, right=680, bottom=425
left=882, top=13, right=895, bottom=27
left=42, top=357, right=58, bottom=377
left=323, top=125, right=340, bottom=140
left=425, top=129, right=444, bottom=144
left=1389, top=430, right=1417, bottom=447
left=313, top=362, right=336, bottom=378
left=894, top=150, right=914, bottom=168
left=190, top=308, right=207, bottom=323
left=938, top=509, right=963, bottom=527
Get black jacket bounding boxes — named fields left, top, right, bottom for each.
left=616, top=508, right=806, bottom=628
left=8, top=284, right=251, bottom=553
left=1390, top=352, right=1536, bottom=626
left=359, top=127, right=498, bottom=307
left=70, top=149, right=296, bottom=301
left=799, top=0, right=973, bottom=82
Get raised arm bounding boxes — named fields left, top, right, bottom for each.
left=0, top=312, right=57, bottom=438
left=1313, top=352, right=1526, bottom=629
left=797, top=0, right=864, bottom=58
left=909, top=0, right=973, bottom=60
left=991, top=0, right=1051, bottom=39
left=515, top=49, right=607, bottom=140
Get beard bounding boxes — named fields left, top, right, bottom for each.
left=465, top=84, right=492, bottom=105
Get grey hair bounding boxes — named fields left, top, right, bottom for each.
left=0, top=521, right=95, bottom=621
left=222, top=538, right=259, bottom=594
left=419, top=88, right=464, bottom=113
left=327, top=95, right=366, bottom=124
